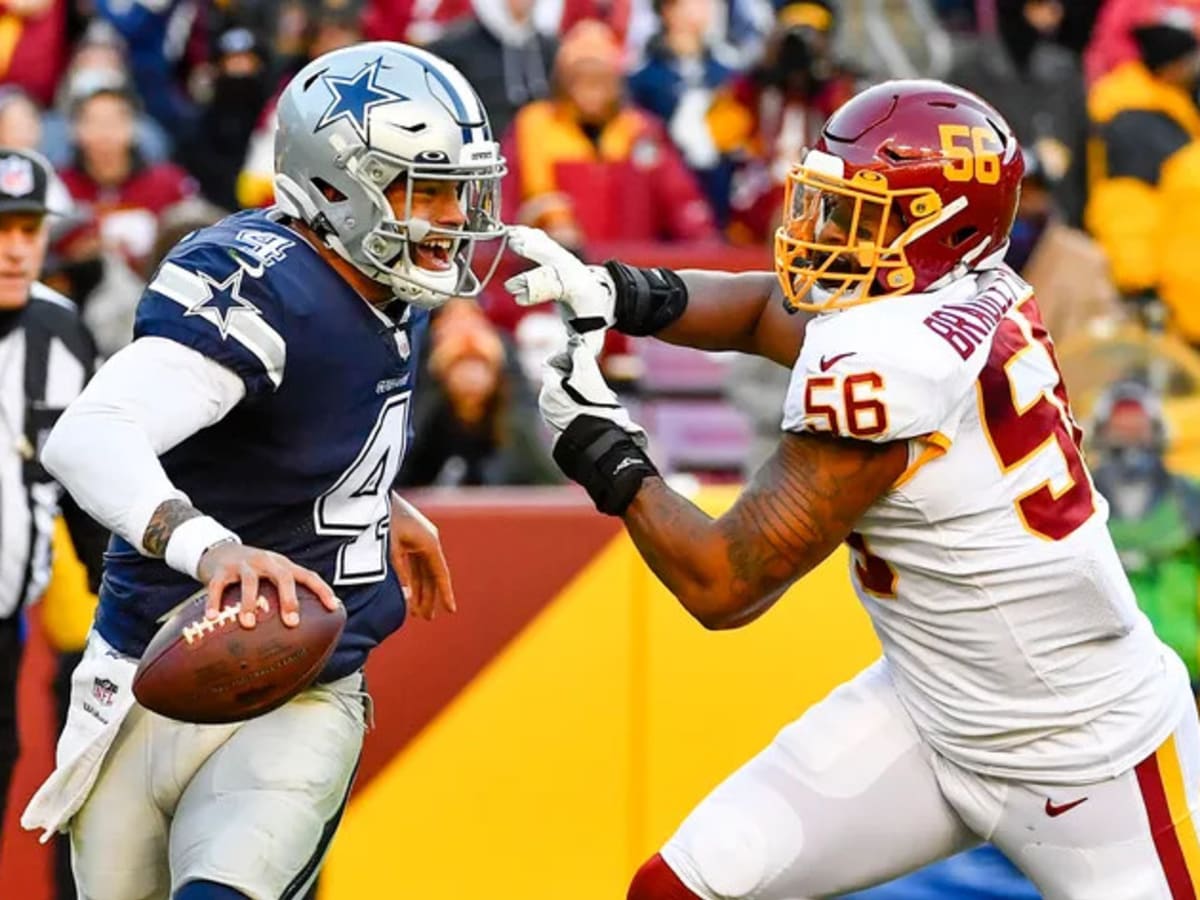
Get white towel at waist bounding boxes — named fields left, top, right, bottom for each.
left=21, top=631, right=138, bottom=842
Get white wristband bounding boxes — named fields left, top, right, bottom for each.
left=164, top=516, right=241, bottom=579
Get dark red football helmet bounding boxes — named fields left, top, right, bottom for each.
left=774, top=79, right=1024, bottom=313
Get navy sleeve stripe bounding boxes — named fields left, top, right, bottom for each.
left=149, top=261, right=286, bottom=387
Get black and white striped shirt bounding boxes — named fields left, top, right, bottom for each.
left=0, top=282, right=94, bottom=620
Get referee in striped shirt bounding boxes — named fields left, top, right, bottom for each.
left=0, top=147, right=103, bottom=847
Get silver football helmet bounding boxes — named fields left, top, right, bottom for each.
left=274, top=42, right=507, bottom=308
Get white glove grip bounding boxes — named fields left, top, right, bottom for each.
left=515, top=267, right=567, bottom=307
left=164, top=516, right=242, bottom=579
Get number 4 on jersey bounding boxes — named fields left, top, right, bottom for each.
left=315, top=394, right=411, bottom=585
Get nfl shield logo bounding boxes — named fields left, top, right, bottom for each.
left=92, top=677, right=118, bottom=707
left=0, top=156, right=34, bottom=197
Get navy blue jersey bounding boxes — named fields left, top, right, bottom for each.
left=96, top=209, right=428, bottom=681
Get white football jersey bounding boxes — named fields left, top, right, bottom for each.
left=781, top=264, right=1190, bottom=785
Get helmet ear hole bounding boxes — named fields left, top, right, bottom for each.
left=311, top=177, right=347, bottom=203
left=944, top=225, right=978, bottom=248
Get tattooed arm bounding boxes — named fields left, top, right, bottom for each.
left=622, top=432, right=908, bottom=629
left=43, top=340, right=339, bottom=626
left=41, top=338, right=245, bottom=560
left=141, top=499, right=204, bottom=556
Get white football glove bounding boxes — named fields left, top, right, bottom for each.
left=540, top=332, right=658, bottom=515
left=504, top=225, right=615, bottom=356
left=540, top=332, right=645, bottom=442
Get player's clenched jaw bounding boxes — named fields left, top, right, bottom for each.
left=0, top=211, right=48, bottom=309
left=384, top=177, right=466, bottom=274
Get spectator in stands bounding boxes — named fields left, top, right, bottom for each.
left=40, top=23, right=171, bottom=167
left=363, top=0, right=472, bottom=45
left=0, top=0, right=70, bottom=106
left=1091, top=380, right=1200, bottom=696
left=177, top=27, right=271, bottom=211
left=41, top=210, right=103, bottom=308
left=1007, top=149, right=1121, bottom=338
left=427, top=0, right=558, bottom=141
left=235, top=0, right=371, bottom=210
left=1085, top=0, right=1200, bottom=85
left=0, top=88, right=40, bottom=150
left=1054, top=0, right=1106, bottom=58
left=949, top=0, right=1089, bottom=226
left=503, top=18, right=717, bottom=250
left=236, top=101, right=277, bottom=209
left=706, top=0, right=859, bottom=245
left=934, top=0, right=977, bottom=31
left=205, top=0, right=299, bottom=55
left=629, top=0, right=739, bottom=224
left=0, top=88, right=42, bottom=151
left=627, top=0, right=771, bottom=65
left=40, top=203, right=145, bottom=358
left=1086, top=9, right=1200, bottom=343
left=308, top=0, right=367, bottom=59
left=398, top=299, right=561, bottom=487
left=94, top=0, right=204, bottom=135
left=711, top=0, right=777, bottom=68
left=59, top=82, right=198, bottom=277
left=560, top=0, right=633, bottom=46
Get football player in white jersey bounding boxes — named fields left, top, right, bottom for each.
left=505, top=79, right=1200, bottom=900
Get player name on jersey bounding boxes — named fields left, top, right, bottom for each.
left=923, top=273, right=1026, bottom=360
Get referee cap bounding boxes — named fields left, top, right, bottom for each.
left=0, top=148, right=57, bottom=217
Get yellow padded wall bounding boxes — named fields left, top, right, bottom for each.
left=322, top=488, right=880, bottom=899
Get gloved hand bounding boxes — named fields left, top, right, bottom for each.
left=540, top=333, right=658, bottom=515
left=505, top=225, right=615, bottom=355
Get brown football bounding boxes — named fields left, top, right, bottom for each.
left=133, top=582, right=346, bottom=724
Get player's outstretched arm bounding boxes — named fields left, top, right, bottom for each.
left=656, top=269, right=807, bottom=367
left=624, top=433, right=907, bottom=628
left=540, top=334, right=906, bottom=627
left=505, top=226, right=808, bottom=367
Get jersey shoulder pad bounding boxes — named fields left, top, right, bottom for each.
left=782, top=268, right=1031, bottom=442
left=135, top=224, right=289, bottom=394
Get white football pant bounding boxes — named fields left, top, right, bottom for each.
left=67, top=636, right=366, bottom=900
left=661, top=659, right=1200, bottom=900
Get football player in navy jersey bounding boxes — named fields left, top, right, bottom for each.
left=21, top=43, right=506, bottom=900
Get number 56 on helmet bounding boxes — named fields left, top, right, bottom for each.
left=776, top=79, right=1025, bottom=314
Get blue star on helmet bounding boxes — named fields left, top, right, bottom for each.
left=315, top=58, right=408, bottom=145
left=185, top=268, right=261, bottom=339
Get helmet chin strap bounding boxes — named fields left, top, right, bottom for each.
left=316, top=217, right=460, bottom=308
left=377, top=234, right=466, bottom=308
left=374, top=216, right=485, bottom=308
